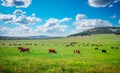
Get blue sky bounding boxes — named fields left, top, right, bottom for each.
left=0, top=0, right=120, bottom=36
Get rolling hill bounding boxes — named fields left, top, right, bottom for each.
left=68, top=27, right=120, bottom=37
left=0, top=35, right=54, bottom=40
left=1, top=27, right=120, bottom=40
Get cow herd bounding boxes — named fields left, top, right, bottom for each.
left=17, top=46, right=119, bottom=54
left=1, top=42, right=119, bottom=54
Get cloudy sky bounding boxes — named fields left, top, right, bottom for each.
left=0, top=0, right=120, bottom=36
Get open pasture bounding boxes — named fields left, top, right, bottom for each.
left=0, top=34, right=120, bottom=73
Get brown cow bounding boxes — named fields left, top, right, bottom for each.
left=74, top=49, right=80, bottom=54
left=95, top=48, right=98, bottom=50
left=20, top=48, right=30, bottom=52
left=18, top=47, right=30, bottom=52
left=49, top=49, right=57, bottom=53
left=18, top=46, right=23, bottom=50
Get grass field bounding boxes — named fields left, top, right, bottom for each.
left=0, top=34, right=120, bottom=73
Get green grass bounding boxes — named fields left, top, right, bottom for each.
left=0, top=34, right=120, bottom=73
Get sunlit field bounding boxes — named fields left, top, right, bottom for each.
left=0, top=34, right=120, bottom=73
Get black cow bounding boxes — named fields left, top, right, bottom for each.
left=102, top=50, right=107, bottom=53
left=116, top=47, right=118, bottom=49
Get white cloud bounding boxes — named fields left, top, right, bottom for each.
left=0, top=13, right=16, bottom=24
left=114, top=0, right=120, bottom=3
left=88, top=0, right=120, bottom=7
left=0, top=25, right=36, bottom=36
left=119, top=19, right=120, bottom=24
left=109, top=0, right=120, bottom=7
left=110, top=14, right=117, bottom=19
left=76, top=14, right=87, bottom=21
left=0, top=12, right=71, bottom=36
left=13, top=9, right=26, bottom=15
left=36, top=18, right=69, bottom=34
left=0, top=10, right=41, bottom=25
left=109, top=4, right=113, bottom=7
left=14, top=14, right=41, bottom=25
left=73, top=14, right=112, bottom=31
left=60, top=18, right=72, bottom=22
left=16, top=25, right=32, bottom=33
left=0, top=26, right=10, bottom=34
left=1, top=0, right=32, bottom=8
left=0, top=17, right=69, bottom=36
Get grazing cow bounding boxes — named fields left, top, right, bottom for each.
left=95, top=48, right=98, bottom=50
left=74, top=49, right=80, bottom=54
left=20, top=48, right=30, bottom=52
left=2, top=43, right=5, bottom=46
left=111, top=47, right=114, bottom=49
left=96, top=45, right=99, bottom=47
left=49, top=49, right=57, bottom=53
left=18, top=46, right=23, bottom=50
left=102, top=50, right=107, bottom=53
left=18, top=47, right=30, bottom=52
left=116, top=47, right=118, bottom=49
left=66, top=44, right=69, bottom=47
left=91, top=44, right=94, bottom=46
left=41, top=44, right=44, bottom=46
left=9, top=44, right=12, bottom=46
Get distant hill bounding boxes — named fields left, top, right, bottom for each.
left=68, top=27, right=120, bottom=37
left=0, top=35, right=55, bottom=40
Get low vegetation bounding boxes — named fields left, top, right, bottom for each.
left=0, top=34, right=120, bottom=73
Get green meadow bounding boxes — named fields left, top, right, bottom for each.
left=0, top=34, right=120, bottom=73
